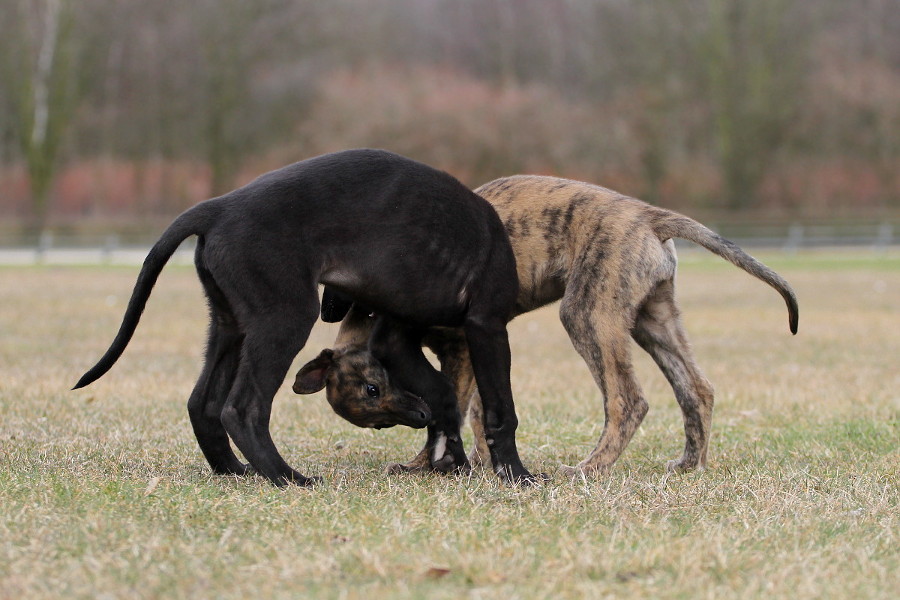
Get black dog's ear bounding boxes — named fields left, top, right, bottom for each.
left=292, top=349, right=335, bottom=394
left=321, top=287, right=354, bottom=323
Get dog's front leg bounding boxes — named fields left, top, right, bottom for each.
left=388, top=386, right=468, bottom=475
left=370, top=317, right=469, bottom=474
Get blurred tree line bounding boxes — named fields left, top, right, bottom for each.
left=0, top=0, right=897, bottom=232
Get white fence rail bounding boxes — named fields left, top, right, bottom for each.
left=0, top=222, right=896, bottom=266
left=689, top=222, right=897, bottom=253
left=0, top=233, right=197, bottom=266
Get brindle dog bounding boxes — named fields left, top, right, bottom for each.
left=295, top=175, right=799, bottom=477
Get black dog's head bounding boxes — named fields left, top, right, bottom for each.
left=293, top=348, right=431, bottom=430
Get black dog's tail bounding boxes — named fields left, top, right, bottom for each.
left=73, top=201, right=220, bottom=389
left=649, top=208, right=799, bottom=335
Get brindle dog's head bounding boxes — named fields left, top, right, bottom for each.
left=293, top=348, right=431, bottom=429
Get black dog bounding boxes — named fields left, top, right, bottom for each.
left=74, top=149, right=532, bottom=486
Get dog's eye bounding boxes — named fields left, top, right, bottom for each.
left=366, top=384, right=380, bottom=398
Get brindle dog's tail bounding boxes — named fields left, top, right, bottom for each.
left=650, top=209, right=799, bottom=335
left=73, top=201, right=221, bottom=389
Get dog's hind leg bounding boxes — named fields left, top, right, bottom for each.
left=187, top=314, right=247, bottom=475
left=220, top=306, right=319, bottom=487
left=558, top=292, right=649, bottom=478
left=632, top=279, right=715, bottom=472
left=188, top=241, right=247, bottom=475
left=466, top=399, right=488, bottom=467
left=464, top=317, right=534, bottom=483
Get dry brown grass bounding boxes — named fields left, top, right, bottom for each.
left=0, top=252, right=897, bottom=599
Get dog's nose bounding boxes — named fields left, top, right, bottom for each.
left=410, top=405, right=431, bottom=428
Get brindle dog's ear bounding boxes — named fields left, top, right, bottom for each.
left=292, top=349, right=335, bottom=394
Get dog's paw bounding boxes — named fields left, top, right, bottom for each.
left=559, top=464, right=580, bottom=478
left=431, top=452, right=457, bottom=473
left=559, top=463, right=609, bottom=480
left=665, top=458, right=706, bottom=473
left=283, top=472, right=322, bottom=487
left=385, top=462, right=407, bottom=475
left=385, top=460, right=429, bottom=475
left=213, top=460, right=251, bottom=477
left=524, top=472, right=552, bottom=486
left=430, top=452, right=472, bottom=476
left=494, top=464, right=544, bottom=486
left=385, top=447, right=432, bottom=475
left=427, top=432, right=471, bottom=475
left=385, top=443, right=455, bottom=474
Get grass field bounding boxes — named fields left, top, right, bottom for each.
left=1, top=251, right=897, bottom=599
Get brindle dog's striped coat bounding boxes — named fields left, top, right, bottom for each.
left=297, top=176, right=799, bottom=477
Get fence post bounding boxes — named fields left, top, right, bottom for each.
left=874, top=222, right=893, bottom=253
left=784, top=224, right=804, bottom=253
left=36, top=230, right=53, bottom=264
left=103, top=234, right=120, bottom=264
